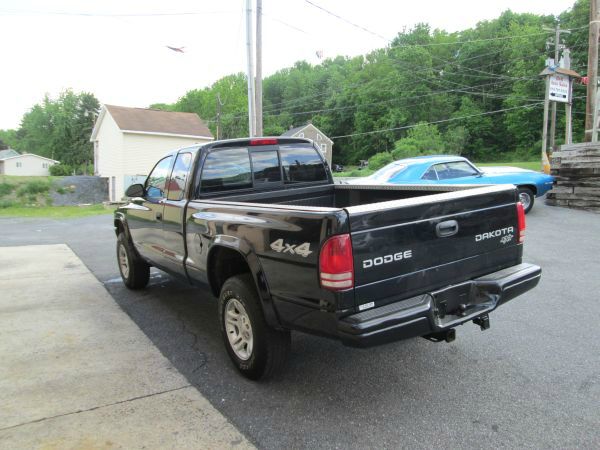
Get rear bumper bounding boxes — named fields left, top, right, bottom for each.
left=338, top=263, right=541, bottom=348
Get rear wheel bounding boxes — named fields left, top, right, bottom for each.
left=517, top=187, right=535, bottom=214
left=219, top=274, right=290, bottom=380
left=117, top=232, right=150, bottom=289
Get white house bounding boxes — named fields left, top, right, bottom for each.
left=0, top=149, right=58, bottom=176
left=281, top=123, right=334, bottom=165
left=90, top=104, right=214, bottom=201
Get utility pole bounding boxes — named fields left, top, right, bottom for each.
left=544, top=24, right=570, bottom=149
left=541, top=76, right=551, bottom=174
left=245, top=0, right=256, bottom=137
left=585, top=0, right=600, bottom=141
left=255, top=0, right=263, bottom=136
left=215, top=93, right=224, bottom=140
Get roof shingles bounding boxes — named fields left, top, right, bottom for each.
left=0, top=149, right=19, bottom=160
left=105, top=105, right=213, bottom=138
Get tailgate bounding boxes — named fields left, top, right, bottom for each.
left=346, top=185, right=522, bottom=309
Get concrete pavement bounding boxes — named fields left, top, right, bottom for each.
left=0, top=244, right=253, bottom=449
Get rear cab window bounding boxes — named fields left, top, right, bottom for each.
left=198, top=142, right=328, bottom=195
left=279, top=145, right=328, bottom=183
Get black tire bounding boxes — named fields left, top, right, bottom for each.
left=517, top=187, right=535, bottom=214
left=218, top=274, right=290, bottom=380
left=117, top=232, right=150, bottom=290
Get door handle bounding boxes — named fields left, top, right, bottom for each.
left=436, top=220, right=459, bottom=238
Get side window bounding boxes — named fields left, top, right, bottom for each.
left=433, top=163, right=453, bottom=180
left=146, top=156, right=173, bottom=198
left=201, top=148, right=252, bottom=192
left=445, top=161, right=479, bottom=178
left=280, top=145, right=328, bottom=183
left=251, top=150, right=281, bottom=185
left=167, top=152, right=192, bottom=201
left=422, top=166, right=438, bottom=180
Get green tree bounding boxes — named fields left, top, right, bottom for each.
left=392, top=123, right=446, bottom=159
left=13, top=90, right=99, bottom=169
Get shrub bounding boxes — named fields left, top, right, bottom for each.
left=0, top=199, right=15, bottom=208
left=50, top=164, right=72, bottom=176
left=368, top=152, right=394, bottom=170
left=16, top=180, right=51, bottom=197
left=391, top=122, right=446, bottom=160
left=0, top=182, right=14, bottom=197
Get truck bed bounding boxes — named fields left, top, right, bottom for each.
left=207, top=182, right=486, bottom=209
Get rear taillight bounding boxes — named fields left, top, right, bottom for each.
left=516, top=202, right=526, bottom=243
left=319, top=234, right=354, bottom=291
left=250, top=138, right=278, bottom=146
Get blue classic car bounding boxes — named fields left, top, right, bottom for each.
left=355, top=155, right=554, bottom=213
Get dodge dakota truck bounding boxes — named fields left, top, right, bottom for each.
left=114, top=137, right=541, bottom=380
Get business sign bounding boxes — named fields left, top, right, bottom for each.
left=549, top=74, right=571, bottom=103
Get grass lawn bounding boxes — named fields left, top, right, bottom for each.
left=475, top=161, right=541, bottom=171
left=0, top=204, right=113, bottom=218
left=0, top=175, right=59, bottom=184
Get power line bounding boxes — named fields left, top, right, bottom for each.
left=330, top=102, right=543, bottom=139
left=303, top=0, right=390, bottom=42
left=261, top=40, right=589, bottom=115
left=0, top=8, right=235, bottom=17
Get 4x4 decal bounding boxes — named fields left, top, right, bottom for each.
left=270, top=239, right=312, bottom=257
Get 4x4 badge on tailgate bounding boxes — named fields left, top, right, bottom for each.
left=270, top=239, right=312, bottom=257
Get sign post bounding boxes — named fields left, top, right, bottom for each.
left=539, top=67, right=581, bottom=174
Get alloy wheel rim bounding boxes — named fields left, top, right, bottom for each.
left=519, top=192, right=531, bottom=210
left=225, top=298, right=253, bottom=361
left=118, top=244, right=129, bottom=278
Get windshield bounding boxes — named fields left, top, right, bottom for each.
left=370, top=163, right=407, bottom=181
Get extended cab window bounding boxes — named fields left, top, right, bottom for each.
left=167, top=152, right=192, bottom=201
left=279, top=145, right=327, bottom=183
left=201, top=148, right=252, bottom=192
left=146, top=156, right=173, bottom=198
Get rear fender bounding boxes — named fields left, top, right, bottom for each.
left=208, top=235, right=281, bottom=329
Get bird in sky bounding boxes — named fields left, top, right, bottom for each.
left=166, top=46, right=185, bottom=53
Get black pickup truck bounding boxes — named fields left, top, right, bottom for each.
left=115, top=137, right=541, bottom=379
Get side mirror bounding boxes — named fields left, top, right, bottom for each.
left=125, top=183, right=145, bottom=198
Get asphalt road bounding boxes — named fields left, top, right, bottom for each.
left=2, top=200, right=599, bottom=449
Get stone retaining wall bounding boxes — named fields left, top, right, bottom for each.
left=546, top=142, right=600, bottom=213
left=51, top=176, right=109, bottom=206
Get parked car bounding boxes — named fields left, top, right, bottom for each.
left=354, top=155, right=554, bottom=213
left=115, top=138, right=540, bottom=380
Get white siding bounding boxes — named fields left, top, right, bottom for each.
left=1, top=154, right=57, bottom=176
left=120, top=133, right=211, bottom=199
left=94, top=113, right=124, bottom=201
left=94, top=110, right=212, bottom=200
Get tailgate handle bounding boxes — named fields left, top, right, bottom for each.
left=436, top=220, right=459, bottom=238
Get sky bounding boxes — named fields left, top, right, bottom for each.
left=0, top=0, right=579, bottom=130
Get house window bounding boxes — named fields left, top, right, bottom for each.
left=42, top=163, right=48, bottom=169
left=298, top=132, right=304, bottom=138
left=16, top=162, right=22, bottom=168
